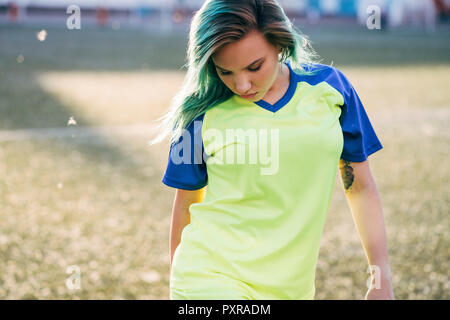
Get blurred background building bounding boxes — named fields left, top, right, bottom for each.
left=1, top=0, right=449, bottom=31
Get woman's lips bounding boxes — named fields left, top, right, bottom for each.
left=240, top=92, right=257, bottom=99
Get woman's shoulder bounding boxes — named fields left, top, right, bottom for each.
left=293, top=62, right=345, bottom=79
left=291, top=61, right=353, bottom=93
left=188, top=95, right=236, bottom=127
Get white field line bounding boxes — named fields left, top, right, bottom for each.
left=0, top=124, right=160, bottom=142
left=0, top=109, right=448, bottom=142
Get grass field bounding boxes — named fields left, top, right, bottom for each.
left=0, top=23, right=449, bottom=299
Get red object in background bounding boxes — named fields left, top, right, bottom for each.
left=8, top=2, right=19, bottom=23
left=172, top=6, right=186, bottom=24
left=434, top=0, right=450, bottom=14
left=96, top=7, right=109, bottom=26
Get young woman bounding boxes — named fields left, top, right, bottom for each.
left=151, top=0, right=394, bottom=300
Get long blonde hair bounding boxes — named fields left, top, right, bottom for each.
left=149, top=0, right=320, bottom=146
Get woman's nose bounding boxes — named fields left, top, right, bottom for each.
left=235, top=76, right=252, bottom=94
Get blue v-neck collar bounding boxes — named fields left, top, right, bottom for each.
left=254, top=60, right=297, bottom=113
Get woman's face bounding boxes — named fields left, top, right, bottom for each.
left=211, top=30, right=282, bottom=101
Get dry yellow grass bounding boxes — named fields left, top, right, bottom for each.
left=36, top=71, right=186, bottom=126
left=0, top=65, right=448, bottom=299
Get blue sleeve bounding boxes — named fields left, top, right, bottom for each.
left=336, top=70, right=383, bottom=162
left=161, top=113, right=208, bottom=190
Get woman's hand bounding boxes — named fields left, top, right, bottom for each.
left=365, top=277, right=395, bottom=300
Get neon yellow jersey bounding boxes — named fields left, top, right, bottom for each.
left=162, top=62, right=383, bottom=299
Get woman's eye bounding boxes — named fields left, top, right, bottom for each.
left=249, top=65, right=262, bottom=72
left=219, top=65, right=262, bottom=76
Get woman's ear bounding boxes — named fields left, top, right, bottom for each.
left=276, top=45, right=282, bottom=54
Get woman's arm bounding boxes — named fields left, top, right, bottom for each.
left=169, top=186, right=207, bottom=271
left=338, top=159, right=395, bottom=300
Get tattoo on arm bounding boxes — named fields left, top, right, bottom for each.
left=339, top=159, right=354, bottom=191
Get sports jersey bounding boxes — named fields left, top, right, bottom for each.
left=162, top=61, right=383, bottom=299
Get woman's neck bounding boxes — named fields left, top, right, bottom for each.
left=262, top=63, right=290, bottom=104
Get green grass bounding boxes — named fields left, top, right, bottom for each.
left=0, top=24, right=449, bottom=299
